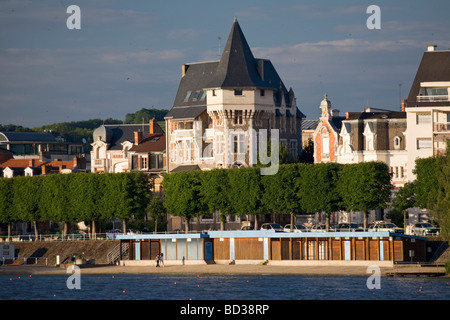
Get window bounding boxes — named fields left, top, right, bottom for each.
left=393, top=136, right=401, bottom=150
left=233, top=134, right=245, bottom=154
left=289, top=140, right=298, bottom=156
left=150, top=154, right=164, bottom=169
left=322, top=136, right=330, bottom=156
left=200, top=91, right=207, bottom=100
left=178, top=122, right=193, bottom=130
left=234, top=110, right=243, bottom=125
left=260, top=89, right=265, bottom=96
left=215, top=134, right=224, bottom=154
left=140, top=157, right=148, bottom=169
left=400, top=166, right=404, bottom=178
left=417, top=138, right=432, bottom=149
left=234, top=89, right=242, bottom=96
left=192, top=90, right=201, bottom=101
left=416, top=113, right=431, bottom=125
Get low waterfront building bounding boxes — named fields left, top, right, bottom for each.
left=117, top=230, right=427, bottom=266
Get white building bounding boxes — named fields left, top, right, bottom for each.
left=404, top=45, right=450, bottom=181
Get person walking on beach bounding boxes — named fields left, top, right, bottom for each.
left=156, top=254, right=160, bottom=267
left=160, top=253, right=164, bottom=267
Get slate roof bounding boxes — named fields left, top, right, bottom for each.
left=345, top=111, right=406, bottom=120
left=301, top=119, right=319, bottom=131
left=129, top=133, right=166, bottom=153
left=166, top=19, right=297, bottom=120
left=0, top=131, right=57, bottom=142
left=406, top=50, right=450, bottom=107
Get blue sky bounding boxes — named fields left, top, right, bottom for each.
left=1, top=0, right=449, bottom=127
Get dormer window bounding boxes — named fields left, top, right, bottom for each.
left=184, top=91, right=191, bottom=102
left=417, top=82, right=450, bottom=102
left=234, top=89, right=242, bottom=96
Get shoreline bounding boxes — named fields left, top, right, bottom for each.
left=1, top=263, right=446, bottom=277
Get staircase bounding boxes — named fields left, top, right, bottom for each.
left=107, top=242, right=129, bottom=264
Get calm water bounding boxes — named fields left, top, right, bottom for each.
left=0, top=273, right=449, bottom=300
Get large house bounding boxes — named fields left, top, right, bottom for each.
left=337, top=109, right=408, bottom=188
left=90, top=118, right=165, bottom=175
left=165, top=19, right=305, bottom=173
left=404, top=45, right=450, bottom=181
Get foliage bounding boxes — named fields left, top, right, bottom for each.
left=392, top=182, right=416, bottom=212
left=337, top=161, right=392, bottom=228
left=413, top=156, right=439, bottom=209
left=434, top=142, right=450, bottom=241
left=1, top=172, right=152, bottom=237
left=124, top=108, right=169, bottom=124
left=161, top=170, right=206, bottom=232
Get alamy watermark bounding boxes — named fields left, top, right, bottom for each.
left=66, top=265, right=81, bottom=289
left=66, top=5, right=81, bottom=30
left=366, top=265, right=381, bottom=290
left=366, top=5, right=381, bottom=30
left=198, top=126, right=280, bottom=176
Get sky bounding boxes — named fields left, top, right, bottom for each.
left=1, top=0, right=449, bottom=128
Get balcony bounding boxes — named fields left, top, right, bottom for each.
left=434, top=122, right=450, bottom=133
left=417, top=95, right=449, bottom=102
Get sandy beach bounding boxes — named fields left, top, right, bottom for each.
left=1, top=263, right=441, bottom=277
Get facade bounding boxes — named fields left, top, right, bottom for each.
left=90, top=118, right=165, bottom=174
left=118, top=230, right=428, bottom=266
left=313, top=95, right=345, bottom=163
left=337, top=109, right=408, bottom=188
left=165, top=19, right=305, bottom=173
left=404, top=45, right=450, bottom=181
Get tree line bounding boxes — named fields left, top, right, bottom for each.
left=0, top=172, right=152, bottom=239
left=162, top=161, right=392, bottom=233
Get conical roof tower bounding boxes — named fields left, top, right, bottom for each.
left=206, top=18, right=265, bottom=89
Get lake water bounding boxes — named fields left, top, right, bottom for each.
left=0, top=273, right=449, bottom=301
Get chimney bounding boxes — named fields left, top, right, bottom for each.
left=181, top=64, right=189, bottom=77
left=134, top=130, right=142, bottom=145
left=346, top=112, right=349, bottom=119
left=401, top=99, right=406, bottom=112
left=41, top=164, right=51, bottom=175
left=150, top=117, right=157, bottom=134
left=427, top=45, right=437, bottom=52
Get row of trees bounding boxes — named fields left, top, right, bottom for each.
left=393, top=143, right=450, bottom=241
left=162, top=161, right=392, bottom=233
left=0, top=172, right=152, bottom=239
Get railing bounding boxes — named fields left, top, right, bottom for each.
left=434, top=122, right=450, bottom=132
left=0, top=232, right=117, bottom=242
left=417, top=95, right=449, bottom=102
left=107, top=242, right=129, bottom=263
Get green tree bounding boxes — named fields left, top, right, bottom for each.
left=199, top=169, right=231, bottom=230
left=11, top=176, right=42, bottom=240
left=262, top=164, right=303, bottom=231
left=338, top=161, right=392, bottom=229
left=227, top=167, right=263, bottom=229
left=147, top=196, right=166, bottom=233
left=298, top=163, right=342, bottom=230
left=434, top=141, right=450, bottom=241
left=414, top=156, right=439, bottom=210
left=0, top=178, right=14, bottom=237
left=162, top=170, right=206, bottom=233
